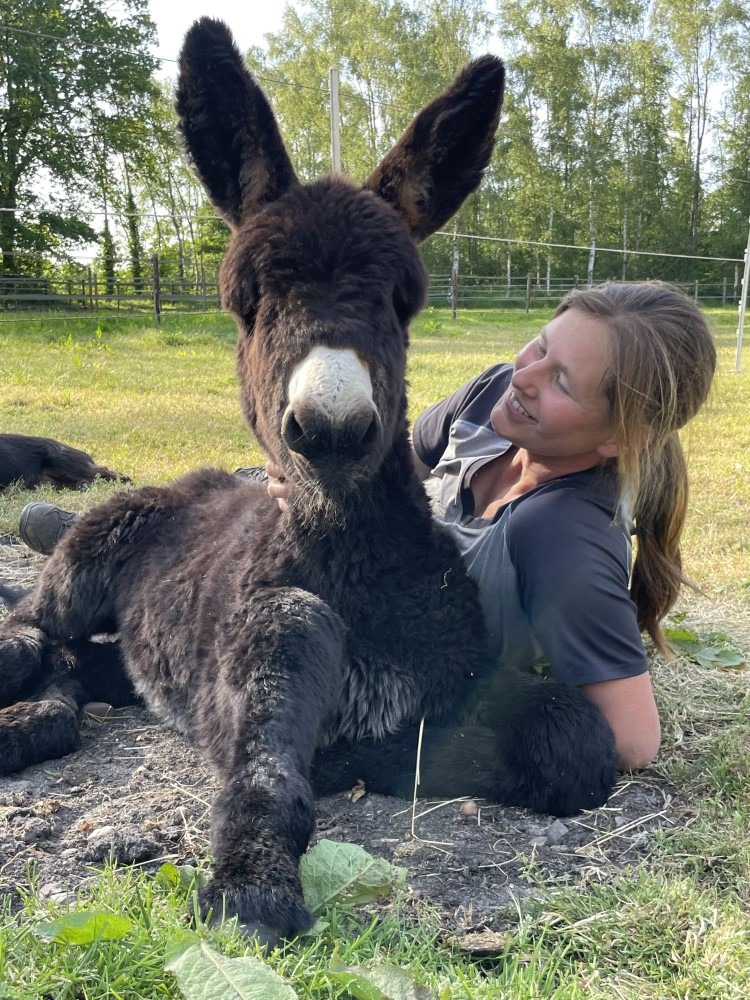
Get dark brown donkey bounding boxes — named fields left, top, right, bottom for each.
left=0, top=19, right=616, bottom=945
left=0, top=433, right=129, bottom=489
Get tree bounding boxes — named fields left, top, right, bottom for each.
left=702, top=4, right=750, bottom=279
left=252, top=0, right=496, bottom=280
left=653, top=0, right=748, bottom=255
left=0, top=0, right=157, bottom=276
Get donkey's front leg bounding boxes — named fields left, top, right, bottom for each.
left=197, top=589, right=346, bottom=947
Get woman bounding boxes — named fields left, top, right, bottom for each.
left=407, top=280, right=716, bottom=769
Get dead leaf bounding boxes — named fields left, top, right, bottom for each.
left=450, top=929, right=507, bottom=954
left=345, top=779, right=366, bottom=803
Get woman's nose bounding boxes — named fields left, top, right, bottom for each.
left=512, top=363, right=539, bottom=396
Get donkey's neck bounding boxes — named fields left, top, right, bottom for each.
left=244, top=431, right=448, bottom=621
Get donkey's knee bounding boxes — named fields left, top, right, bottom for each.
left=197, top=589, right=345, bottom=945
left=466, top=673, right=618, bottom=816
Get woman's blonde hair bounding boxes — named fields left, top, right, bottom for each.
left=555, top=281, right=717, bottom=654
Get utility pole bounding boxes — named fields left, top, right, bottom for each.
left=329, top=68, right=341, bottom=172
left=736, top=215, right=750, bottom=372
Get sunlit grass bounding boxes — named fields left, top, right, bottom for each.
left=1, top=306, right=747, bottom=599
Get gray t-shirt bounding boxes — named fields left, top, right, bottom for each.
left=412, top=364, right=648, bottom=686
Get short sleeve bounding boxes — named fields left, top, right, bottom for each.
left=504, top=486, right=648, bottom=685
left=412, top=364, right=511, bottom=470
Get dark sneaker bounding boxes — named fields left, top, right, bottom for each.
left=233, top=466, right=269, bottom=484
left=18, top=502, right=80, bottom=555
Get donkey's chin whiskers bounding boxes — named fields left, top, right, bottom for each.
left=287, top=475, right=362, bottom=532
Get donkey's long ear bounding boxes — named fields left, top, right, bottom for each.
left=365, top=56, right=504, bottom=242
left=176, top=18, right=298, bottom=228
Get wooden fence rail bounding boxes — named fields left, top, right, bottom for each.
left=0, top=258, right=741, bottom=318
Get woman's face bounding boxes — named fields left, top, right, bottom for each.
left=490, top=307, right=617, bottom=464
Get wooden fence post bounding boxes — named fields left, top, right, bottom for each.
left=450, top=227, right=459, bottom=319
left=525, top=273, right=532, bottom=313
left=152, top=254, right=161, bottom=324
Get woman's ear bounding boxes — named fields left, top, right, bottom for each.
left=596, top=440, right=619, bottom=460
left=597, top=424, right=652, bottom=460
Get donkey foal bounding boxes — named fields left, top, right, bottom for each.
left=0, top=19, right=616, bottom=946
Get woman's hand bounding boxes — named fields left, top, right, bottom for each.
left=266, top=460, right=291, bottom=511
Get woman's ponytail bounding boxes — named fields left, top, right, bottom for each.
left=630, top=433, right=689, bottom=656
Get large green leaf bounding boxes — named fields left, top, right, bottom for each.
left=300, top=839, right=407, bottom=913
left=165, top=941, right=298, bottom=1000
left=330, top=958, right=436, bottom=1000
left=34, top=911, right=134, bottom=945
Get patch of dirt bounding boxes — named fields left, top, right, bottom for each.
left=0, top=539, right=688, bottom=936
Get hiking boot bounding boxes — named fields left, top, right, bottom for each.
left=18, top=502, right=80, bottom=555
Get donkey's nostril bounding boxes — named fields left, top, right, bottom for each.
left=282, top=402, right=380, bottom=464
left=281, top=409, right=307, bottom=454
left=351, top=412, right=379, bottom=453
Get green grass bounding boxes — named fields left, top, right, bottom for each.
left=1, top=305, right=747, bottom=595
left=1, top=306, right=749, bottom=998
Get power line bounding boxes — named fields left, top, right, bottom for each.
left=0, top=19, right=158, bottom=53
left=0, top=207, right=746, bottom=265
left=0, top=231, right=744, bottom=267
left=433, top=230, right=744, bottom=264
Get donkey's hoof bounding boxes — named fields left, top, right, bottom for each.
left=236, top=921, right=281, bottom=951
left=200, top=883, right=314, bottom=947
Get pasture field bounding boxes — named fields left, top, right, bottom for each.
left=0, top=307, right=749, bottom=999
left=1, top=306, right=748, bottom=596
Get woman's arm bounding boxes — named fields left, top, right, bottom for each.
left=579, top=673, right=661, bottom=771
left=409, top=434, right=432, bottom=481
left=502, top=486, right=660, bottom=771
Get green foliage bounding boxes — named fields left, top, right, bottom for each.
left=329, top=955, right=435, bottom=999
left=34, top=912, right=134, bottom=945
left=0, top=0, right=157, bottom=273
left=166, top=940, right=298, bottom=999
left=664, top=613, right=747, bottom=669
left=299, top=840, right=408, bottom=913
left=7, top=0, right=750, bottom=301
left=1, top=843, right=419, bottom=1000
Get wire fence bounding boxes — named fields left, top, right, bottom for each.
left=426, top=273, right=743, bottom=310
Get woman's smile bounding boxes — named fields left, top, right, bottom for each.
left=508, top=389, right=534, bottom=421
